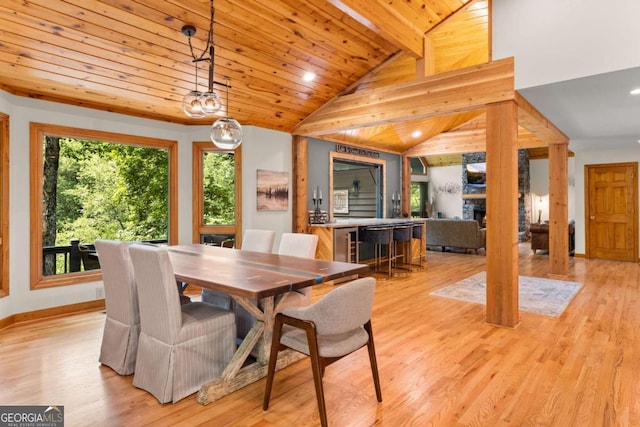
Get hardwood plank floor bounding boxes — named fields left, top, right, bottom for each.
left=1, top=244, right=638, bottom=426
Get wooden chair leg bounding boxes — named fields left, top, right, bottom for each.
left=263, top=315, right=284, bottom=410
left=364, top=321, right=382, bottom=402
left=306, top=328, right=328, bottom=427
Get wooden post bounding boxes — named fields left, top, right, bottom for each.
left=292, top=135, right=309, bottom=233
left=415, top=36, right=435, bottom=79
left=548, top=142, right=569, bottom=276
left=69, top=238, right=81, bottom=272
left=485, top=101, right=519, bottom=327
left=402, top=155, right=411, bottom=216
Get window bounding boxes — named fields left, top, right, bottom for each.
left=192, top=141, right=241, bottom=245
left=30, top=123, right=178, bottom=289
left=410, top=182, right=428, bottom=218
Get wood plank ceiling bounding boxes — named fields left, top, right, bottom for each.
left=0, top=0, right=560, bottom=160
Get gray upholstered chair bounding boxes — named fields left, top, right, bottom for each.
left=94, top=239, right=140, bottom=375
left=129, top=244, right=236, bottom=403
left=232, top=229, right=277, bottom=338
left=276, top=233, right=319, bottom=306
left=263, top=277, right=382, bottom=427
left=202, top=229, right=276, bottom=310
left=235, top=232, right=318, bottom=352
left=240, top=229, right=275, bottom=253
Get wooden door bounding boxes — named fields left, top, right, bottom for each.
left=586, top=162, right=638, bottom=262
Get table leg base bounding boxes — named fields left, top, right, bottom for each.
left=196, top=349, right=306, bottom=405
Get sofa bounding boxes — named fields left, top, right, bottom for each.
left=426, top=218, right=486, bottom=254
left=529, top=220, right=575, bottom=255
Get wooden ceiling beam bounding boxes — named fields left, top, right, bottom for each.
left=515, top=91, right=569, bottom=145
left=327, top=0, right=425, bottom=58
left=293, top=57, right=515, bottom=136
left=405, top=126, right=548, bottom=157
left=406, top=129, right=486, bottom=156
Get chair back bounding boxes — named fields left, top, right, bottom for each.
left=95, top=239, right=139, bottom=326
left=278, top=233, right=318, bottom=259
left=284, top=277, right=375, bottom=336
left=241, top=229, right=276, bottom=253
left=129, top=244, right=183, bottom=344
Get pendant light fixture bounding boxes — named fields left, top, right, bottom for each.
left=181, top=0, right=224, bottom=119
left=211, top=79, right=242, bottom=149
left=181, top=0, right=242, bottom=149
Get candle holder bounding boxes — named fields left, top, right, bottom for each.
left=309, top=185, right=327, bottom=224
left=391, top=192, right=401, bottom=218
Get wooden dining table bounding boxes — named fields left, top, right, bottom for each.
left=167, top=244, right=370, bottom=404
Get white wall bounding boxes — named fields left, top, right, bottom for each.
left=237, top=126, right=292, bottom=250
left=529, top=158, right=576, bottom=224
left=428, top=165, right=463, bottom=219
left=572, top=147, right=640, bottom=255
left=0, top=92, right=293, bottom=318
left=493, top=0, right=640, bottom=89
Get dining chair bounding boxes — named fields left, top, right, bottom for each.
left=234, top=232, right=318, bottom=353
left=277, top=233, right=319, bottom=306
left=240, top=229, right=276, bottom=253
left=129, top=244, right=237, bottom=403
left=231, top=229, right=277, bottom=339
left=94, top=239, right=140, bottom=375
left=202, top=229, right=276, bottom=311
left=263, top=277, right=382, bottom=427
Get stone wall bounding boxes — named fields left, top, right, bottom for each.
left=461, top=151, right=531, bottom=241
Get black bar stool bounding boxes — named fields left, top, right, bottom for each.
left=360, top=226, right=393, bottom=279
left=392, top=224, right=413, bottom=276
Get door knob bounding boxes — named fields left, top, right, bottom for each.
left=590, top=216, right=595, bottom=220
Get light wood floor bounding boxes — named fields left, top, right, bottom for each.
left=1, top=244, right=639, bottom=426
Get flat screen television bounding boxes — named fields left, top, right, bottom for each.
left=466, top=162, right=486, bottom=187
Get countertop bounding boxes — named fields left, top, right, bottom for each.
left=308, top=218, right=426, bottom=228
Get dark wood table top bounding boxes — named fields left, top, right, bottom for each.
left=168, top=244, right=369, bottom=299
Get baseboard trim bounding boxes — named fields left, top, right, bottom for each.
left=1, top=299, right=105, bottom=330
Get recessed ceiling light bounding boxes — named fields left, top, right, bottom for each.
left=302, top=72, right=316, bottom=82
left=630, top=88, right=640, bottom=95
left=411, top=130, right=422, bottom=138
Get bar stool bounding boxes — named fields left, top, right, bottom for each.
left=411, top=222, right=424, bottom=270
left=392, top=224, right=413, bottom=277
left=360, top=225, right=393, bottom=279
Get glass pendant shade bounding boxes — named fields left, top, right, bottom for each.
left=199, top=91, right=221, bottom=115
left=182, top=90, right=205, bottom=118
left=211, top=117, right=243, bottom=150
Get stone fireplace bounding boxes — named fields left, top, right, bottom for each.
left=461, top=151, right=531, bottom=241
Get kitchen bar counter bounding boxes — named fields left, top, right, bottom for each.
left=309, top=218, right=426, bottom=263
left=309, top=218, right=426, bottom=228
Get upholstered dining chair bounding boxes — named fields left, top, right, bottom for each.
left=263, top=277, right=382, bottom=427
left=129, top=244, right=237, bottom=403
left=240, top=229, right=276, bottom=253
left=276, top=233, right=319, bottom=306
left=94, top=239, right=140, bottom=376
left=235, top=232, right=318, bottom=351
left=231, top=229, right=277, bottom=339
left=202, top=229, right=276, bottom=310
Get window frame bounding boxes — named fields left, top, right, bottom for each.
left=29, top=123, right=178, bottom=290
left=0, top=113, right=9, bottom=298
left=192, top=141, right=242, bottom=244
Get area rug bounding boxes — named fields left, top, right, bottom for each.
left=430, top=272, right=583, bottom=317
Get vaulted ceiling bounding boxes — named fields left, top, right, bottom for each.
left=0, top=0, right=563, bottom=161
left=0, top=1, right=486, bottom=147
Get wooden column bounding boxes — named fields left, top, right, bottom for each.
left=415, top=36, right=435, bottom=79
left=485, top=101, right=519, bottom=327
left=402, top=155, right=411, bottom=216
left=548, top=142, right=569, bottom=276
left=292, top=135, right=309, bottom=233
